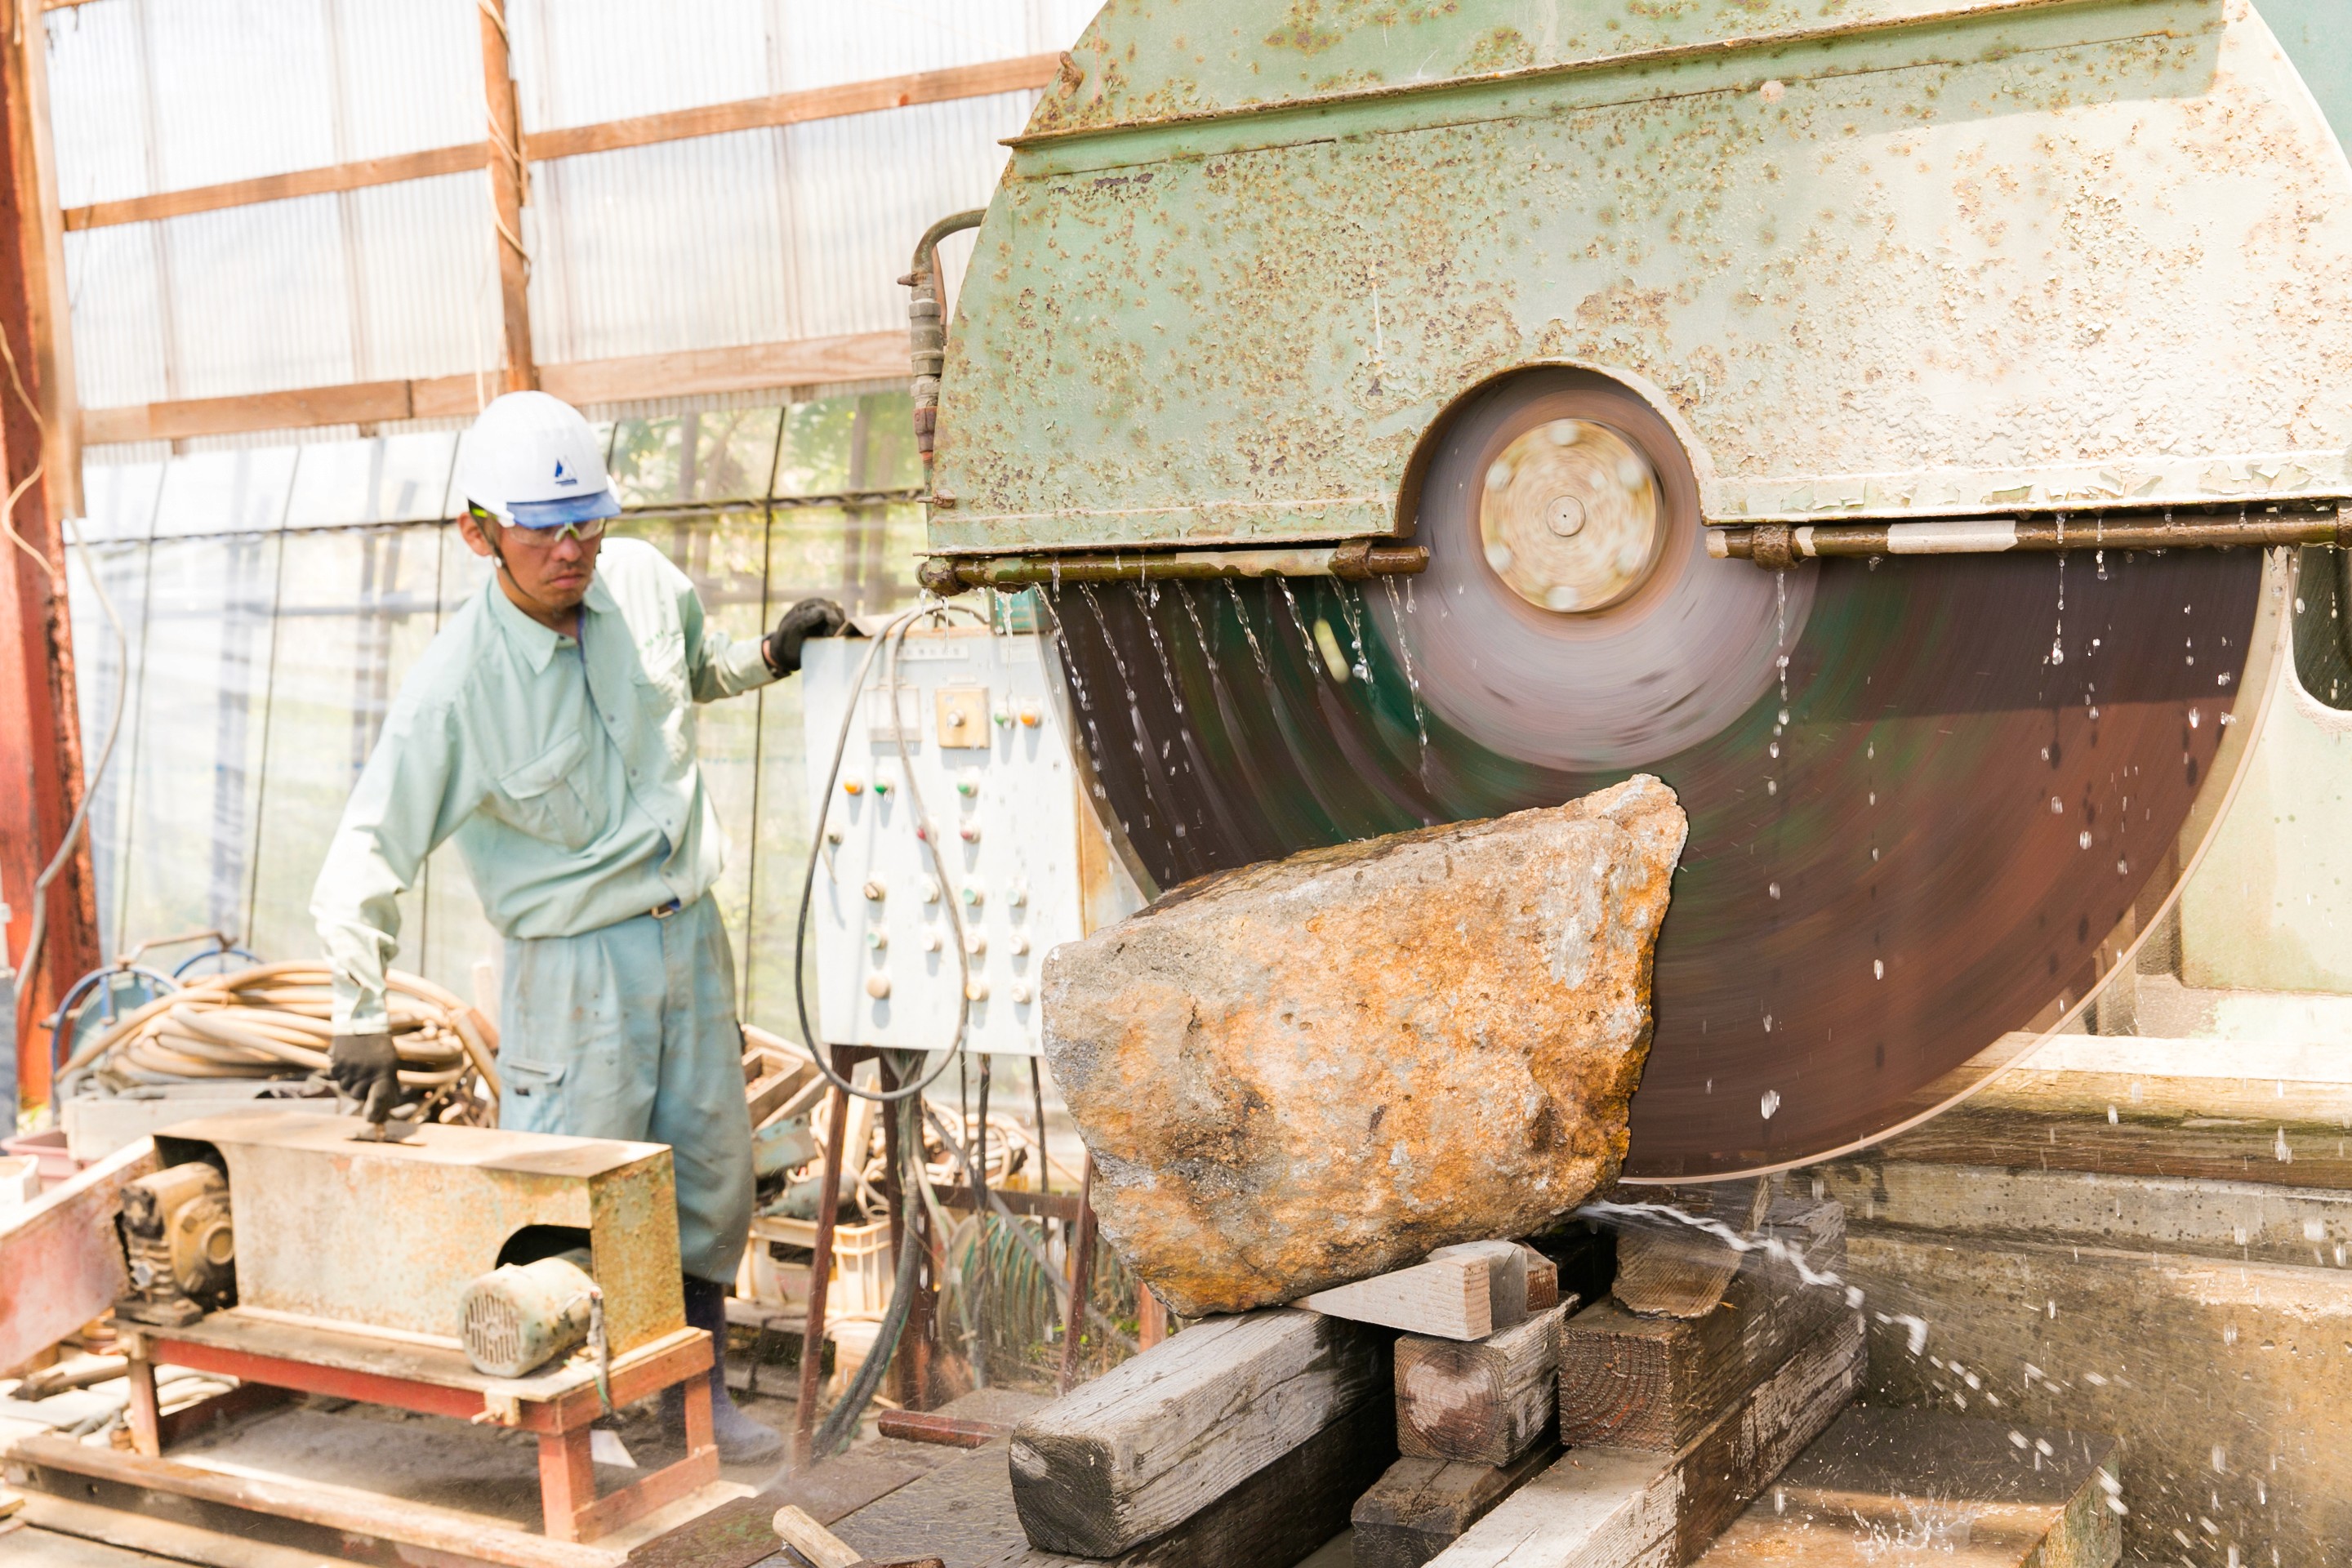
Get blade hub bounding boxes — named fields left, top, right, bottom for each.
left=1480, top=418, right=1663, bottom=614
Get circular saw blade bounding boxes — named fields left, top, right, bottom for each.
left=1046, top=528, right=2278, bottom=1180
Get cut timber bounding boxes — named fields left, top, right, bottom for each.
left=1560, top=1200, right=1846, bottom=1451
left=13, top=1491, right=377, bottom=1568
left=1610, top=1180, right=1772, bottom=1320
left=1297, top=1241, right=1527, bottom=1341
left=1008, top=1307, right=1389, bottom=1557
left=1520, top=1245, right=1560, bottom=1312
left=774, top=1505, right=862, bottom=1568
left=1429, top=1310, right=1864, bottom=1566
left=0, top=1137, right=158, bottom=1371
left=1692, top=1409, right=2122, bottom=1567
left=1353, top=1442, right=1563, bottom=1568
left=1397, top=1302, right=1569, bottom=1466
left=837, top=1396, right=1396, bottom=1567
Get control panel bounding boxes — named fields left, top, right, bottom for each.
left=800, top=623, right=1136, bottom=1056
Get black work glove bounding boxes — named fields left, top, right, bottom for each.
left=763, top=596, right=852, bottom=677
left=328, top=1032, right=402, bottom=1125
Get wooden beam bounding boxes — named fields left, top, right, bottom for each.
left=1009, top=1307, right=1392, bottom=1558
left=60, top=144, right=488, bottom=233
left=523, top=53, right=1061, bottom=163
left=58, top=56, right=1058, bottom=234
left=1295, top=1241, right=1528, bottom=1342
left=1352, top=1442, right=1563, bottom=1568
left=1395, top=1301, right=1567, bottom=1467
left=479, top=0, right=532, bottom=392
left=78, top=331, right=909, bottom=445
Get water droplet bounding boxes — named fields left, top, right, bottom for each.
left=1761, top=1089, right=1781, bottom=1119
left=1777, top=707, right=1790, bottom=725
left=2078, top=830, right=2092, bottom=849
left=2051, top=796, right=2065, bottom=814
left=1768, top=741, right=1780, bottom=759
left=1768, top=881, right=1782, bottom=900
left=1766, top=779, right=1778, bottom=795
left=1873, top=958, right=1884, bottom=979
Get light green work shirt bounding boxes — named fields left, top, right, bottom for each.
left=311, top=537, right=777, bottom=1034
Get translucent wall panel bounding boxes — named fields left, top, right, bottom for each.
left=153, top=448, right=297, bottom=537
left=65, top=538, right=151, bottom=955
left=285, top=434, right=461, bottom=528
left=609, top=408, right=782, bottom=508
left=247, top=524, right=454, bottom=964
left=65, top=225, right=173, bottom=411
left=114, top=534, right=282, bottom=949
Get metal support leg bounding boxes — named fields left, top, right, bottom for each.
left=794, top=1053, right=854, bottom=1467
left=1058, top=1156, right=1098, bottom=1395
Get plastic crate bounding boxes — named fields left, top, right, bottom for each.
left=739, top=1214, right=893, bottom=1318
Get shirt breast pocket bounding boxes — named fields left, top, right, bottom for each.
left=494, top=729, right=604, bottom=851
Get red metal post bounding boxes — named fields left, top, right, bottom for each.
left=0, top=0, right=96, bottom=1107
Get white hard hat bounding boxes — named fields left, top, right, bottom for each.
left=456, top=390, right=621, bottom=528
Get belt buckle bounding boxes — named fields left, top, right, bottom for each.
left=650, top=898, right=682, bottom=920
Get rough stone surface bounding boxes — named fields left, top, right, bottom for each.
left=1042, top=775, right=1686, bottom=1317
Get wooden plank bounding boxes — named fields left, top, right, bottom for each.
left=774, top=1505, right=862, bottom=1568
left=1609, top=1179, right=1771, bottom=1319
left=13, top=1491, right=379, bottom=1568
left=1294, top=1241, right=1525, bottom=1341
left=81, top=334, right=907, bottom=448
left=835, top=1395, right=1396, bottom=1567
left=60, top=144, right=487, bottom=233
left=1692, top=1409, right=2123, bottom=1568
left=0, top=1136, right=156, bottom=1372
left=537, top=332, right=906, bottom=406
left=8, top=1432, right=625, bottom=1568
left=875, top=1409, right=1009, bottom=1448
left=1007, top=1306, right=1391, bottom=1557
left=1428, top=1310, right=1864, bottom=1567
left=1352, top=1442, right=1563, bottom=1568
left=1519, top=1245, right=1559, bottom=1313
left=59, top=56, right=1057, bottom=234
left=1558, top=1199, right=1846, bottom=1453
left=1396, top=1302, right=1566, bottom=1467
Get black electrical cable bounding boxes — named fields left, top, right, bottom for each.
left=811, top=1072, right=927, bottom=1456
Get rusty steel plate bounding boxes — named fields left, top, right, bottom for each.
left=1045, top=403, right=2286, bottom=1178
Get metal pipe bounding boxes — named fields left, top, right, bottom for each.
left=918, top=540, right=1430, bottom=594
left=903, top=208, right=987, bottom=491
left=1710, top=508, right=2352, bottom=566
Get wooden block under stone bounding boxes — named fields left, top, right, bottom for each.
left=1353, top=1442, right=1562, bottom=1568
left=1296, top=1240, right=1526, bottom=1341
left=1008, top=1307, right=1390, bottom=1557
left=1693, top=1408, right=2122, bottom=1567
left=1518, top=1245, right=1560, bottom=1312
left=1397, top=1302, right=1569, bottom=1465
left=835, top=1395, right=1397, bottom=1567
left=1610, top=1179, right=1773, bottom=1319
left=1429, top=1309, right=1864, bottom=1566
left=1560, top=1199, right=1846, bottom=1452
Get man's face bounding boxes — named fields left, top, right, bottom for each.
left=459, top=510, right=603, bottom=612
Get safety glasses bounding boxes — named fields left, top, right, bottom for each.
left=473, top=506, right=608, bottom=545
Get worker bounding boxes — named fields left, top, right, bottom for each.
left=310, top=390, right=846, bottom=1465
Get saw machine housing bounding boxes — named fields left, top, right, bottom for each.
left=929, top=0, right=2352, bottom=559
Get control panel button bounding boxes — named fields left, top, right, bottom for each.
left=922, top=932, right=943, bottom=952
left=1010, top=982, right=1033, bottom=1004
left=920, top=878, right=940, bottom=903
left=959, top=823, right=982, bottom=844
left=866, top=973, right=892, bottom=1000
left=862, top=880, right=886, bottom=902
left=960, top=883, right=984, bottom=907
left=866, top=929, right=888, bottom=951
left=843, top=779, right=864, bottom=796
left=1009, top=933, right=1030, bottom=956
left=964, top=933, right=987, bottom=956
left=936, top=685, right=991, bottom=748
left=964, top=981, right=989, bottom=1002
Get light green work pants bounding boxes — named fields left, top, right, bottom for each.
left=497, top=893, right=754, bottom=1283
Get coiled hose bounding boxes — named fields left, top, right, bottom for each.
left=52, top=962, right=501, bottom=1124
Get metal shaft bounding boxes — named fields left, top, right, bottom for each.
left=1711, top=509, right=2351, bottom=566
left=919, top=540, right=1429, bottom=594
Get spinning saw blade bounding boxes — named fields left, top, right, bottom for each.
left=1045, top=371, right=2282, bottom=1180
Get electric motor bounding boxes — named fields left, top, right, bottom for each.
left=459, top=1250, right=597, bottom=1378
left=116, top=1161, right=235, bottom=1326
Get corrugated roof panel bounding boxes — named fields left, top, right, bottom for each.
left=783, top=92, right=1028, bottom=339
left=141, top=0, right=337, bottom=191
left=42, top=2, right=152, bottom=208
left=78, top=459, right=167, bottom=543
left=345, top=172, right=501, bottom=384
left=509, top=0, right=778, bottom=131
left=323, top=0, right=483, bottom=161
left=159, top=196, right=359, bottom=398
left=64, top=225, right=173, bottom=408
left=526, top=127, right=795, bottom=363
